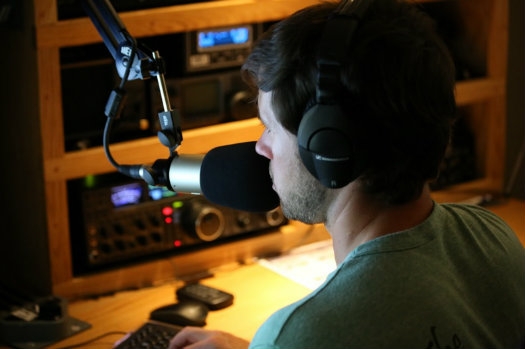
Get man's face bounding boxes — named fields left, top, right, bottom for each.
left=255, top=91, right=328, bottom=224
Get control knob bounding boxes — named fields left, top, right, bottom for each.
left=182, top=198, right=225, bottom=242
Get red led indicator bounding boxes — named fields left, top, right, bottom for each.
left=174, top=240, right=182, bottom=247
left=162, top=206, right=173, bottom=216
left=164, top=216, right=173, bottom=224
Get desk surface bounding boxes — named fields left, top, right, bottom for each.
left=52, top=263, right=310, bottom=348
left=4, top=199, right=524, bottom=349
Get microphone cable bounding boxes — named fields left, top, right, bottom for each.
left=102, top=33, right=141, bottom=173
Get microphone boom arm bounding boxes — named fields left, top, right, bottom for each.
left=82, top=0, right=152, bottom=80
left=82, top=0, right=183, bottom=184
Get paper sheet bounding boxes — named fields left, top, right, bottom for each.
left=258, top=239, right=336, bottom=290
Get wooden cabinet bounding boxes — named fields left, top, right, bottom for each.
left=33, top=0, right=508, bottom=299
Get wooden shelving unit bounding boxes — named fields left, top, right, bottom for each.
left=33, top=0, right=508, bottom=299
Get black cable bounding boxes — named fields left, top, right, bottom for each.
left=103, top=33, right=138, bottom=171
left=52, top=331, right=128, bottom=349
left=103, top=117, right=119, bottom=169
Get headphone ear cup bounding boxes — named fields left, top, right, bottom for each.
left=297, top=103, right=359, bottom=188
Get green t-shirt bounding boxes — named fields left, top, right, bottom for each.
left=250, top=203, right=525, bottom=348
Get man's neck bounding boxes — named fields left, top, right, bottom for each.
left=326, top=184, right=434, bottom=265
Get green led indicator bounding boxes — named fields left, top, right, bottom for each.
left=83, top=175, right=96, bottom=188
left=172, top=201, right=184, bottom=209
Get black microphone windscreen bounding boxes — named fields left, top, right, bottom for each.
left=200, top=141, right=280, bottom=212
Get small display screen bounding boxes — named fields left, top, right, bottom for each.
left=110, top=182, right=143, bottom=207
left=108, top=181, right=178, bottom=208
left=197, top=25, right=252, bottom=51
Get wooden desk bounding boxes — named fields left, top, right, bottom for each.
left=50, top=263, right=311, bottom=348
left=3, top=199, right=523, bottom=349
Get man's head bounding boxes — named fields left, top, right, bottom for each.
left=242, top=0, right=457, bottom=206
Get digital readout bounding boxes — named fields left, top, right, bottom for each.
left=197, top=26, right=251, bottom=50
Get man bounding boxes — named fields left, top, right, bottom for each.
left=170, top=0, right=525, bottom=347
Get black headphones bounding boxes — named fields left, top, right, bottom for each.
left=297, top=0, right=371, bottom=188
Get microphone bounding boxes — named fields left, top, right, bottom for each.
left=144, top=141, right=280, bottom=213
left=200, top=141, right=279, bottom=212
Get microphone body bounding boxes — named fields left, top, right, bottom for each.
left=149, top=141, right=279, bottom=212
left=167, top=154, right=203, bottom=195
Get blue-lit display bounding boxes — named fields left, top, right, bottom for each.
left=197, top=26, right=251, bottom=50
left=110, top=182, right=143, bottom=207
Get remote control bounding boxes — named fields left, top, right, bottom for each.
left=176, top=283, right=234, bottom=310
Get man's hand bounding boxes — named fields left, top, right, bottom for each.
left=169, top=326, right=250, bottom=349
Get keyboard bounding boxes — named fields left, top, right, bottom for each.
left=114, top=320, right=183, bottom=349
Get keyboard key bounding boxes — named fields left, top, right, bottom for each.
left=114, top=320, right=183, bottom=349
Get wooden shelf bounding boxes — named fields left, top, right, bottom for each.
left=36, top=0, right=323, bottom=48
left=455, top=78, right=506, bottom=105
left=45, top=118, right=264, bottom=181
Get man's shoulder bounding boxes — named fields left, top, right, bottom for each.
left=435, top=202, right=517, bottom=237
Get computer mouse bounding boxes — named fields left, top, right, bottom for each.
left=149, top=300, right=208, bottom=327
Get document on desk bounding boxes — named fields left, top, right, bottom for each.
left=258, top=239, right=336, bottom=290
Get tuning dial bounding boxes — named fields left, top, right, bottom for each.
left=182, top=198, right=225, bottom=242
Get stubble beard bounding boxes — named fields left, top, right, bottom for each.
left=278, top=166, right=328, bottom=225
